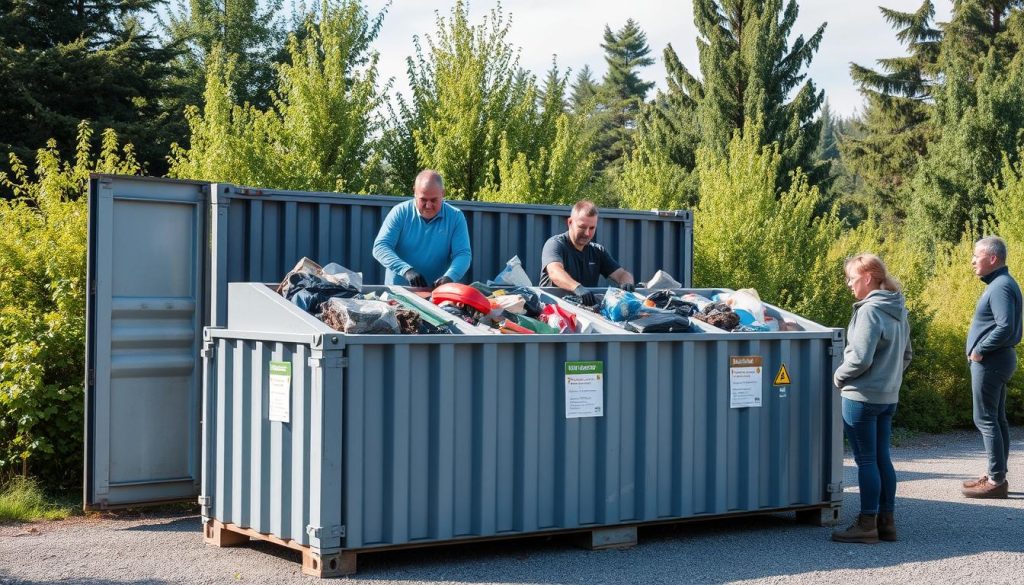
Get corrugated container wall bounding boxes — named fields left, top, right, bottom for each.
left=199, top=283, right=845, bottom=574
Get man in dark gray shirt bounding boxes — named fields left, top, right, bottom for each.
left=540, top=200, right=635, bottom=306
left=962, top=236, right=1022, bottom=499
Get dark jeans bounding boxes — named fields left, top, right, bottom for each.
left=971, top=350, right=1016, bottom=484
left=842, top=398, right=898, bottom=515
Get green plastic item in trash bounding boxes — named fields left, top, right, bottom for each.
left=387, top=291, right=456, bottom=329
left=511, top=313, right=558, bottom=334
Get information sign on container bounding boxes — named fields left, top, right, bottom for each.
left=730, top=356, right=763, bottom=408
left=565, top=361, right=604, bottom=418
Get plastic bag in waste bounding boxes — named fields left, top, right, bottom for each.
left=541, top=303, right=579, bottom=333
left=624, top=313, right=692, bottom=333
left=643, top=270, right=682, bottom=290
left=713, top=288, right=766, bottom=323
left=320, top=298, right=400, bottom=334
left=321, top=262, right=363, bottom=291
left=643, top=290, right=698, bottom=315
left=491, top=255, right=533, bottom=288
left=600, top=287, right=644, bottom=322
left=502, top=287, right=543, bottom=317
left=680, top=293, right=715, bottom=312
left=491, top=294, right=527, bottom=314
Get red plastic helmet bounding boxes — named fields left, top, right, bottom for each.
left=431, top=283, right=492, bottom=314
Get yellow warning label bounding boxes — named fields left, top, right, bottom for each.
left=774, top=363, right=792, bottom=386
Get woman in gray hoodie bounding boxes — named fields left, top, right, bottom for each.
left=831, top=254, right=912, bottom=544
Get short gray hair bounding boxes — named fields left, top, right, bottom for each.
left=976, top=236, right=1008, bottom=261
left=414, top=169, right=444, bottom=191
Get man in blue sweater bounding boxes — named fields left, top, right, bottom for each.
left=372, top=170, right=471, bottom=289
left=962, top=236, right=1022, bottom=499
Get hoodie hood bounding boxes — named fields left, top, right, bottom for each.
left=854, top=289, right=907, bottom=321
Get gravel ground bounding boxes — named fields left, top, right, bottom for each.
left=2, top=429, right=1022, bottom=585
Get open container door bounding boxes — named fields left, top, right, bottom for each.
left=85, top=176, right=209, bottom=508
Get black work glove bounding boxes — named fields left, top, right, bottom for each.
left=404, top=269, right=427, bottom=288
left=433, top=275, right=453, bottom=289
left=620, top=282, right=636, bottom=293
left=573, top=284, right=596, bottom=307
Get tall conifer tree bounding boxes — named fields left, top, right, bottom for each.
left=593, top=19, right=655, bottom=172
left=0, top=0, right=175, bottom=174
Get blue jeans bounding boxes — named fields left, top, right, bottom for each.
left=842, top=398, right=898, bottom=514
left=971, top=350, right=1016, bottom=483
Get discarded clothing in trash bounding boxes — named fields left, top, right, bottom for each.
left=284, top=273, right=359, bottom=313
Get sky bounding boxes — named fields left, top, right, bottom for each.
left=360, top=0, right=953, bottom=118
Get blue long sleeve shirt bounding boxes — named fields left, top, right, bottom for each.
left=967, top=266, right=1023, bottom=357
left=372, top=199, right=472, bottom=285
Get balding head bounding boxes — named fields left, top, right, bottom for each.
left=414, top=170, right=444, bottom=192
left=413, top=169, right=445, bottom=220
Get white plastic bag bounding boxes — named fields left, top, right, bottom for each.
left=644, top=270, right=682, bottom=290
left=321, top=262, right=364, bottom=291
left=492, top=255, right=533, bottom=288
left=718, top=288, right=766, bottom=323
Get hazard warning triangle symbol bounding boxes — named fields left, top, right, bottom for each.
left=774, top=364, right=791, bottom=386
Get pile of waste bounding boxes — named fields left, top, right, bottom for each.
left=681, top=289, right=790, bottom=332
left=277, top=257, right=456, bottom=334
left=430, top=282, right=584, bottom=334
left=562, top=286, right=693, bottom=333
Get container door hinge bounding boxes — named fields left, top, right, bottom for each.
left=87, top=369, right=96, bottom=387
left=200, top=344, right=214, bottom=359
left=827, top=482, right=843, bottom=494
left=197, top=496, right=211, bottom=507
left=306, top=524, right=345, bottom=539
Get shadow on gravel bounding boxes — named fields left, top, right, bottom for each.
left=843, top=465, right=966, bottom=483
left=119, top=515, right=200, bottom=533
left=336, top=495, right=1023, bottom=584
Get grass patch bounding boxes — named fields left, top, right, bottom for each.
left=0, top=476, right=75, bottom=522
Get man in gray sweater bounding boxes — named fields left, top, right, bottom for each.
left=962, top=236, right=1022, bottom=499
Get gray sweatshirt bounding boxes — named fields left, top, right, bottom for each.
left=833, top=289, right=913, bottom=404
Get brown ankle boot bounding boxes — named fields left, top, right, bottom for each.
left=831, top=514, right=880, bottom=544
left=877, top=512, right=896, bottom=541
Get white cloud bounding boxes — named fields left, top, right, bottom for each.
left=365, top=0, right=953, bottom=117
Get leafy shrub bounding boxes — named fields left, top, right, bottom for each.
left=692, top=121, right=847, bottom=326
left=0, top=122, right=140, bottom=487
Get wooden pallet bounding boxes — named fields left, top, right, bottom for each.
left=204, top=506, right=834, bottom=578
left=203, top=520, right=356, bottom=577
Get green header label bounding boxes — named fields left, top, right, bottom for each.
left=270, top=361, right=291, bottom=377
left=565, top=361, right=603, bottom=375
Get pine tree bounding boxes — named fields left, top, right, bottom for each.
left=688, top=0, right=828, bottom=186
left=616, top=44, right=701, bottom=210
left=619, top=0, right=827, bottom=209
left=910, top=0, right=1024, bottom=244
left=160, top=0, right=285, bottom=109
left=569, top=65, right=600, bottom=113
left=841, top=1, right=941, bottom=226
left=0, top=0, right=176, bottom=175
left=592, top=19, right=655, bottom=172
